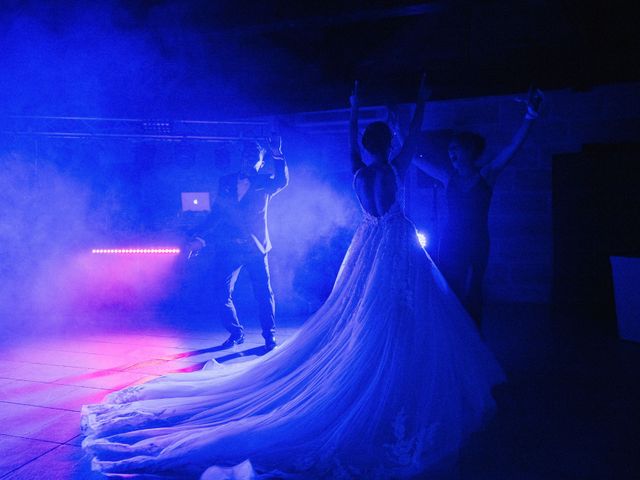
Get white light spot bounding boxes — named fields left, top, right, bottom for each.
left=416, top=232, right=428, bottom=248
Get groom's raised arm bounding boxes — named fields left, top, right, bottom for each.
left=264, top=136, right=290, bottom=196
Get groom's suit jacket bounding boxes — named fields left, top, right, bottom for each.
left=194, top=157, right=289, bottom=254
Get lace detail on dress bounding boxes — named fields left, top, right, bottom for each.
left=109, top=384, right=146, bottom=403
left=384, top=409, right=436, bottom=472
left=362, top=202, right=404, bottom=225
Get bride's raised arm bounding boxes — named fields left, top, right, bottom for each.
left=391, top=73, right=430, bottom=176
left=349, top=80, right=366, bottom=174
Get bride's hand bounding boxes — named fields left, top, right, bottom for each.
left=417, top=73, right=431, bottom=103
left=350, top=80, right=359, bottom=109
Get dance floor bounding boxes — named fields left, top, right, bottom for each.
left=0, top=305, right=638, bottom=479
left=0, top=318, right=298, bottom=480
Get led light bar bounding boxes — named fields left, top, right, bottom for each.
left=91, top=248, right=181, bottom=254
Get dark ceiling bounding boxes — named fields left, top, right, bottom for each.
left=2, top=0, right=639, bottom=118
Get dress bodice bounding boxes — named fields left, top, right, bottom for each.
left=354, top=163, right=405, bottom=221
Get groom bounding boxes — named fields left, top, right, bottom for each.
left=189, top=137, right=289, bottom=351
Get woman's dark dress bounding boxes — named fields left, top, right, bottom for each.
left=439, top=172, right=493, bottom=324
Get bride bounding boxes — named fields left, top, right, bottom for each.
left=81, top=77, right=504, bottom=479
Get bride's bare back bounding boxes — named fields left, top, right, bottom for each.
left=354, top=163, right=398, bottom=217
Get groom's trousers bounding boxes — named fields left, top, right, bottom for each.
left=209, top=244, right=276, bottom=340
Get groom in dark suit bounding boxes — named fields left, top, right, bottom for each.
left=189, top=137, right=289, bottom=351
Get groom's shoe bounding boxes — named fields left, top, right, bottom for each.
left=264, top=335, right=277, bottom=352
left=221, top=332, right=245, bottom=349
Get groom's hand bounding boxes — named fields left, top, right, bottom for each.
left=267, top=135, right=283, bottom=157
left=187, top=238, right=205, bottom=258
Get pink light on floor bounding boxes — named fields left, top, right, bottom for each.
left=92, top=248, right=181, bottom=254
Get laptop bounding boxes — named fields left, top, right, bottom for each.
left=181, top=192, right=211, bottom=212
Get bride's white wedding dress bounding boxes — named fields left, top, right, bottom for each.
left=81, top=165, right=504, bottom=479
